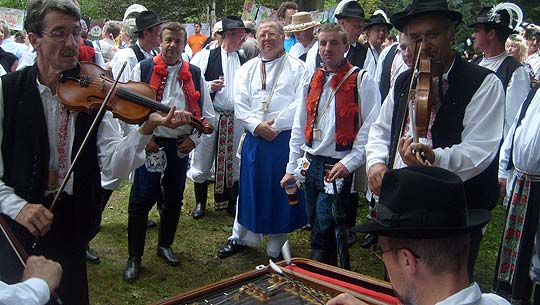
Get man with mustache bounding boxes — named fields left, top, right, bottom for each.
left=282, top=23, right=380, bottom=269
left=122, top=21, right=214, bottom=282
left=0, top=0, right=192, bottom=304
left=327, top=166, right=510, bottom=305
left=366, top=0, right=505, bottom=280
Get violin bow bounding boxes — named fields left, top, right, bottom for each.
left=32, top=62, right=128, bottom=250
left=0, top=216, right=63, bottom=304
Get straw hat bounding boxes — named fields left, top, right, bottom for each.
left=283, top=12, right=320, bottom=33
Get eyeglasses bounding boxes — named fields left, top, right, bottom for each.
left=370, top=244, right=421, bottom=261
left=258, top=32, right=280, bottom=39
left=41, top=28, right=82, bottom=42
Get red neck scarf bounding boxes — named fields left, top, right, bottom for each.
left=149, top=54, right=202, bottom=118
left=305, top=61, right=360, bottom=151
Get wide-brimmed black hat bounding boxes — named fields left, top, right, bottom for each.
left=365, top=10, right=393, bottom=31
left=334, top=0, right=365, bottom=20
left=468, top=4, right=522, bottom=33
left=219, top=15, right=247, bottom=35
left=390, top=0, right=462, bottom=32
left=134, top=11, right=164, bottom=33
left=352, top=166, right=491, bottom=238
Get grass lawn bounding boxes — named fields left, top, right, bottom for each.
left=87, top=182, right=506, bottom=305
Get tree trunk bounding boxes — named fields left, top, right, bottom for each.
left=296, top=0, right=324, bottom=11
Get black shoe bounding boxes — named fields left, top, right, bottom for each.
left=360, top=234, right=378, bottom=249
left=122, top=256, right=141, bottom=283
left=147, top=219, right=157, bottom=228
left=346, top=230, right=357, bottom=248
left=192, top=202, right=205, bottom=219
left=85, top=244, right=101, bottom=264
left=218, top=240, right=245, bottom=258
left=157, top=246, right=180, bottom=266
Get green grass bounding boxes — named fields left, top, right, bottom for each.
left=87, top=182, right=506, bottom=304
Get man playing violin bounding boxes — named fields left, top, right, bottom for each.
left=366, top=0, right=505, bottom=280
left=0, top=1, right=192, bottom=304
left=123, top=21, right=215, bottom=283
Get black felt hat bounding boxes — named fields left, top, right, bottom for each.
left=352, top=166, right=491, bottom=238
left=334, top=0, right=365, bottom=20
left=468, top=4, right=521, bottom=33
left=390, top=0, right=462, bottom=32
left=134, top=11, right=164, bottom=33
left=365, top=11, right=393, bottom=31
left=219, top=15, right=247, bottom=34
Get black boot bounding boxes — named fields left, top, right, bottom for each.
left=157, top=208, right=181, bottom=266
left=226, top=181, right=239, bottom=216
left=85, top=243, right=100, bottom=264
left=310, top=249, right=338, bottom=266
left=192, top=181, right=208, bottom=219
left=123, top=214, right=147, bottom=283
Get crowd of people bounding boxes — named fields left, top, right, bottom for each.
left=1, top=0, right=540, bottom=304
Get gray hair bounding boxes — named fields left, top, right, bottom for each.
left=25, top=0, right=81, bottom=35
left=0, top=21, right=9, bottom=37
left=123, top=18, right=137, bottom=40
left=103, top=20, right=121, bottom=39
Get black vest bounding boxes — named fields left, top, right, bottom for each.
left=204, top=48, right=247, bottom=100
left=130, top=44, right=147, bottom=63
left=472, top=55, right=521, bottom=93
left=390, top=56, right=500, bottom=210
left=139, top=58, right=205, bottom=114
left=0, top=47, right=17, bottom=73
left=379, top=44, right=399, bottom=101
left=1, top=65, right=102, bottom=243
left=316, top=43, right=368, bottom=69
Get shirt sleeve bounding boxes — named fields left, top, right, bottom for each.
left=340, top=71, right=382, bottom=172
left=272, top=61, right=309, bottom=131
left=286, top=80, right=310, bottom=174
left=189, top=70, right=216, bottom=146
left=431, top=73, right=505, bottom=181
left=365, top=88, right=394, bottom=171
left=0, top=278, right=50, bottom=305
left=234, top=64, right=263, bottom=134
left=504, top=66, right=530, bottom=137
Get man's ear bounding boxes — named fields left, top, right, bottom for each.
left=27, top=32, right=41, bottom=52
left=344, top=42, right=350, bottom=53
left=399, top=248, right=419, bottom=274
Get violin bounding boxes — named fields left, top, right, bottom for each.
left=56, top=62, right=214, bottom=135
left=405, top=38, right=434, bottom=165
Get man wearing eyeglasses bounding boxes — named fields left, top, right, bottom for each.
left=0, top=1, right=191, bottom=304
left=328, top=166, right=510, bottom=305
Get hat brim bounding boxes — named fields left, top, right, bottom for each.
left=467, top=21, right=515, bottom=34
left=218, top=27, right=249, bottom=35
left=352, top=209, right=491, bottom=238
left=365, top=22, right=393, bottom=31
left=335, top=13, right=364, bottom=21
left=391, top=10, right=462, bottom=32
left=284, top=22, right=320, bottom=33
left=133, top=20, right=165, bottom=33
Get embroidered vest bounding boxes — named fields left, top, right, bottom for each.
left=139, top=56, right=204, bottom=118
left=305, top=61, right=361, bottom=151
left=390, top=56, right=499, bottom=210
left=1, top=65, right=102, bottom=243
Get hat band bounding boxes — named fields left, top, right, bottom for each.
left=374, top=203, right=468, bottom=229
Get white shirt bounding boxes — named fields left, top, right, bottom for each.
left=366, top=58, right=505, bottom=182
left=0, top=65, right=5, bottom=76
left=289, top=39, right=316, bottom=60
left=0, top=278, right=50, bottom=305
left=287, top=68, right=381, bottom=174
left=130, top=60, right=215, bottom=144
left=16, top=46, right=36, bottom=71
left=190, top=47, right=241, bottom=111
left=363, top=43, right=379, bottom=78
left=109, top=41, right=154, bottom=82
left=234, top=54, right=309, bottom=134
left=1, top=38, right=27, bottom=61
left=436, top=282, right=510, bottom=305
left=478, top=52, right=530, bottom=137
left=499, top=86, right=540, bottom=177
left=526, top=51, right=540, bottom=80
left=0, top=77, right=152, bottom=220
left=374, top=42, right=409, bottom=100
